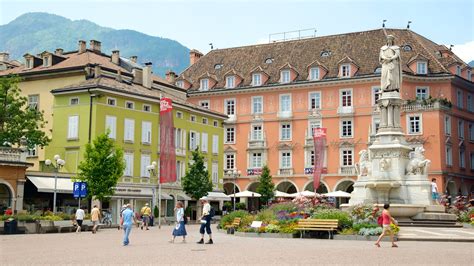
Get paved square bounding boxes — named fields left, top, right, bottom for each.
left=1, top=225, right=473, bottom=265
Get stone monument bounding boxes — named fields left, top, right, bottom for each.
left=344, top=35, right=456, bottom=221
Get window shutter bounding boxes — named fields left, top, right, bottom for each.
left=142, top=121, right=151, bottom=143
left=68, top=116, right=79, bottom=139
left=202, top=133, right=208, bottom=152
left=196, top=132, right=201, bottom=150
left=106, top=116, right=117, bottom=138
left=212, top=135, right=218, bottom=154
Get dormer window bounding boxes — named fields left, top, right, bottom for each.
left=456, top=65, right=462, bottom=76
left=214, top=64, right=223, bottom=70
left=417, top=61, right=427, bottom=74
left=309, top=67, right=320, bottom=81
left=176, top=80, right=184, bottom=88
left=321, top=51, right=330, bottom=57
left=252, top=73, right=262, bottom=86
left=26, top=58, right=33, bottom=69
left=403, top=45, right=412, bottom=52
left=43, top=56, right=49, bottom=67
left=265, top=58, right=273, bottom=64
left=226, top=76, right=235, bottom=89
left=280, top=70, right=291, bottom=83
left=200, top=79, right=209, bottom=91
left=340, top=64, right=351, bottom=77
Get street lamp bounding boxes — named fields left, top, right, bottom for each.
left=226, top=169, right=241, bottom=211
left=45, top=154, right=65, bottom=214
left=147, top=161, right=161, bottom=229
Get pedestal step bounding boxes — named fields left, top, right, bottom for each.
left=412, top=212, right=457, bottom=221
left=398, top=221, right=462, bottom=228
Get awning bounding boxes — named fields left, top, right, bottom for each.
left=27, top=176, right=73, bottom=194
left=177, top=194, right=192, bottom=201
left=159, top=193, right=173, bottom=200
left=206, top=192, right=231, bottom=201
left=229, top=190, right=261, bottom=198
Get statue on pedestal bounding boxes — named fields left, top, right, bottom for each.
left=379, top=35, right=402, bottom=92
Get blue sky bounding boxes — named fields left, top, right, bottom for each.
left=1, top=0, right=473, bottom=61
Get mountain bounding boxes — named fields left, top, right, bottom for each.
left=0, top=12, right=190, bottom=76
left=469, top=60, right=474, bottom=67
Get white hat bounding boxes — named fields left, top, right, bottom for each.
left=200, top=196, right=209, bottom=201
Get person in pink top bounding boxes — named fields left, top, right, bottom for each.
left=375, top=203, right=398, bottom=248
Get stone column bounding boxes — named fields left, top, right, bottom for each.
left=387, top=105, right=394, bottom=127
left=394, top=106, right=401, bottom=127
left=380, top=106, right=387, bottom=127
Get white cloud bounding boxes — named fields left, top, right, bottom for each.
left=451, top=41, right=474, bottom=63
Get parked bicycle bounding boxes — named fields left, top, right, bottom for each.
left=101, top=210, right=112, bottom=227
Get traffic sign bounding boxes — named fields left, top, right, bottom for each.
left=73, top=182, right=87, bottom=198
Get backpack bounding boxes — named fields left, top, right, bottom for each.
left=183, top=215, right=188, bottom=225
left=209, top=207, right=215, bottom=218
left=377, top=216, right=383, bottom=226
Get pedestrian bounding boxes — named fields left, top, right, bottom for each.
left=197, top=197, right=213, bottom=244
left=431, top=178, right=439, bottom=204
left=121, top=204, right=137, bottom=246
left=75, top=206, right=85, bottom=233
left=375, top=203, right=398, bottom=248
left=91, top=205, right=101, bottom=234
left=118, top=204, right=127, bottom=230
left=140, top=203, right=152, bottom=230
left=170, top=201, right=187, bottom=243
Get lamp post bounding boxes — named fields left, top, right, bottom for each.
left=226, top=169, right=241, bottom=211
left=147, top=161, right=161, bottom=229
left=45, top=155, right=65, bottom=214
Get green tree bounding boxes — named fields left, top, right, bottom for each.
left=182, top=147, right=212, bottom=200
left=77, top=131, right=125, bottom=202
left=0, top=75, right=50, bottom=148
left=256, top=165, right=275, bottom=206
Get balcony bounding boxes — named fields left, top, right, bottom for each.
left=337, top=106, right=354, bottom=116
left=248, top=133, right=267, bottom=150
left=339, top=166, right=356, bottom=176
left=0, top=147, right=26, bottom=162
left=247, top=168, right=262, bottom=176
left=277, top=111, right=293, bottom=119
left=225, top=114, right=237, bottom=123
left=278, top=168, right=293, bottom=176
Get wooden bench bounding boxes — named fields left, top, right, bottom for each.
left=224, top=218, right=241, bottom=230
left=295, top=219, right=339, bottom=239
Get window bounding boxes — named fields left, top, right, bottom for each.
left=141, top=121, right=152, bottom=144
left=190, top=115, right=196, bottom=122
left=143, top=104, right=151, bottom=112
left=467, top=94, right=473, bottom=112
left=408, top=115, right=422, bottom=134
left=212, top=135, right=219, bottom=154
left=279, top=94, right=291, bottom=113
left=105, top=115, right=117, bottom=139
left=225, top=127, right=235, bottom=144
left=124, top=119, right=135, bottom=142
left=124, top=153, right=134, bottom=176
left=403, top=45, right=412, bottom=51
left=213, top=121, right=218, bottom=127
left=67, top=115, right=79, bottom=139
left=140, top=154, right=151, bottom=177
left=251, top=153, right=262, bottom=168
left=250, top=125, right=262, bottom=141
left=458, top=120, right=464, bottom=139
left=307, top=150, right=315, bottom=167
left=107, top=97, right=116, bottom=106
left=125, top=101, right=134, bottom=109
left=226, top=76, right=235, bottom=89
left=200, top=79, right=209, bottom=91
left=176, top=81, right=184, bottom=88
left=225, top=154, right=235, bottom=170
left=43, top=56, right=49, bottom=67
left=309, top=120, right=322, bottom=136
left=252, top=96, right=263, bottom=114
left=201, top=132, right=208, bottom=152
left=416, top=87, right=429, bottom=100
left=417, top=61, right=427, bottom=74
left=280, top=70, right=291, bottom=83
left=340, top=64, right=351, bottom=77
left=252, top=73, right=262, bottom=86
left=340, top=89, right=352, bottom=107
left=214, top=64, right=223, bottom=70
left=446, top=146, right=452, bottom=166
left=456, top=65, right=462, bottom=76
left=469, top=123, right=474, bottom=141
left=70, top=97, right=79, bottom=105
left=309, top=92, right=321, bottom=110
left=372, top=87, right=381, bottom=105
left=200, top=100, right=210, bottom=109
left=27, top=145, right=37, bottom=157
left=265, top=58, right=273, bottom=64
left=445, top=116, right=451, bottom=136
left=341, top=149, right=353, bottom=166
left=176, top=112, right=183, bottom=119
left=309, top=67, right=320, bottom=81
left=280, top=123, right=291, bottom=141
left=26, top=58, right=32, bottom=69
left=457, top=89, right=463, bottom=108
left=224, top=99, right=235, bottom=115
left=175, top=128, right=183, bottom=149
left=321, top=51, right=330, bottom=57
left=189, top=131, right=200, bottom=150
left=373, top=117, right=380, bottom=134
left=28, top=95, right=39, bottom=110
left=280, top=152, right=292, bottom=168
left=341, top=119, right=353, bottom=138
left=460, top=149, right=466, bottom=168
left=202, top=118, right=208, bottom=125
left=212, top=162, right=219, bottom=184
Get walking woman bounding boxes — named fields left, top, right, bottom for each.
left=170, top=201, right=187, bottom=243
left=375, top=203, right=398, bottom=248
left=197, top=197, right=213, bottom=244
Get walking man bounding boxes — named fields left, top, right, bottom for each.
left=197, top=197, right=213, bottom=244
left=91, top=205, right=101, bottom=234
left=431, top=178, right=439, bottom=204
left=140, top=203, right=152, bottom=230
left=121, top=204, right=137, bottom=246
left=75, top=206, right=85, bottom=233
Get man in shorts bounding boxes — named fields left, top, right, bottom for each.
left=140, top=203, right=151, bottom=230
left=75, top=206, right=85, bottom=233
left=91, top=205, right=101, bottom=234
left=431, top=178, right=439, bottom=204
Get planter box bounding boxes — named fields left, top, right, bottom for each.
left=17, top=221, right=38, bottom=234
left=234, top=231, right=295, bottom=238
left=463, top=223, right=473, bottom=228
left=334, top=234, right=398, bottom=241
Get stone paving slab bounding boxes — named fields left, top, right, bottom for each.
left=398, top=226, right=474, bottom=242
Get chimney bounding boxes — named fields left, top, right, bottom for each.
left=133, top=68, right=143, bottom=85
left=0, top=52, right=9, bottom=62
left=111, top=50, right=120, bottom=65
left=130, top=56, right=137, bottom=63
left=143, top=62, right=152, bottom=88
left=94, top=65, right=101, bottom=78
left=55, top=48, right=64, bottom=56
left=78, top=40, right=86, bottom=54
left=90, top=40, right=102, bottom=53
left=165, top=70, right=177, bottom=83
left=189, top=49, right=203, bottom=66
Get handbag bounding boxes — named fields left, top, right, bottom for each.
left=200, top=219, right=207, bottom=224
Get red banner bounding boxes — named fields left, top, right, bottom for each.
left=159, top=98, right=177, bottom=184
left=313, top=128, right=327, bottom=191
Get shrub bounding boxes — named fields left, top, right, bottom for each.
left=265, top=224, right=280, bottom=233
left=279, top=222, right=298, bottom=234
left=269, top=202, right=298, bottom=213
left=349, top=204, right=380, bottom=225
left=312, top=209, right=352, bottom=228
left=40, top=215, right=63, bottom=221
left=235, top=202, right=247, bottom=210
left=255, top=209, right=276, bottom=223
left=219, top=210, right=250, bottom=228
left=358, top=227, right=383, bottom=236
left=339, top=228, right=356, bottom=235
left=16, top=214, right=39, bottom=222
left=352, top=222, right=378, bottom=232
left=56, top=212, right=74, bottom=220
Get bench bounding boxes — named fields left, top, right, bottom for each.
left=295, top=219, right=339, bottom=239
left=224, top=217, right=241, bottom=233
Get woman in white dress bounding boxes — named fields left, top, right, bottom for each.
left=170, top=201, right=187, bottom=243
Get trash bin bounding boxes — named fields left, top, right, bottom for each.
left=149, top=216, right=154, bottom=226
left=4, top=218, right=18, bottom=234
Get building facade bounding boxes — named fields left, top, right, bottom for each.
left=178, top=28, right=474, bottom=200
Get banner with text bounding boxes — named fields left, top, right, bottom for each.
left=313, top=128, right=327, bottom=191
left=159, top=98, right=177, bottom=184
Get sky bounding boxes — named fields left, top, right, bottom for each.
left=1, top=0, right=473, bottom=62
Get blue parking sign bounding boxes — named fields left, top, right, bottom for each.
left=73, top=182, right=81, bottom=198
left=80, top=182, right=87, bottom=197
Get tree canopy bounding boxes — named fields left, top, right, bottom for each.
left=256, top=165, right=275, bottom=206
left=182, top=147, right=212, bottom=200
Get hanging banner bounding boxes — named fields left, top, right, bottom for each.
left=313, top=128, right=327, bottom=191
left=159, top=97, right=177, bottom=184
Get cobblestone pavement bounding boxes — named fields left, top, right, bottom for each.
left=1, top=224, right=473, bottom=265
left=399, top=226, right=474, bottom=241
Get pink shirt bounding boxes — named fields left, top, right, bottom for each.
left=382, top=211, right=390, bottom=225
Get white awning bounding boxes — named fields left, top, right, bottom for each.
left=229, top=190, right=261, bottom=198
left=177, top=194, right=192, bottom=201
left=159, top=193, right=173, bottom=200
left=323, top=190, right=352, bottom=198
left=27, top=176, right=74, bottom=194
left=206, top=192, right=231, bottom=201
